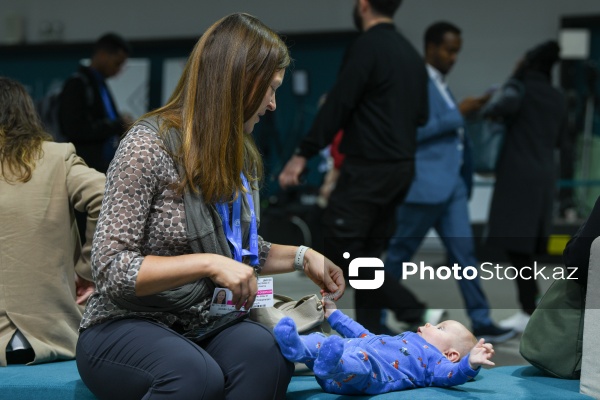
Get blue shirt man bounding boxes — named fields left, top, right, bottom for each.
left=384, top=21, right=514, bottom=343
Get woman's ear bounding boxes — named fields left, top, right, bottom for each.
left=444, top=348, right=461, bottom=363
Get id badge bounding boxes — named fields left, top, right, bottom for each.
left=251, top=277, right=274, bottom=308
left=209, top=277, right=274, bottom=316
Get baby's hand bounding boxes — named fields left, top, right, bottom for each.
left=468, top=338, right=495, bottom=369
left=320, top=289, right=338, bottom=318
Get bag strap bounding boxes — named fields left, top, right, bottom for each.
left=273, top=294, right=295, bottom=304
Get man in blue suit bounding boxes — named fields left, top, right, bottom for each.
left=385, top=21, right=514, bottom=343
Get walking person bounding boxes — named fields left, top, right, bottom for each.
left=279, top=0, right=429, bottom=333
left=484, top=40, right=567, bottom=332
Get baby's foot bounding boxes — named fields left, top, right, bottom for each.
left=274, top=317, right=311, bottom=363
left=314, top=335, right=344, bottom=377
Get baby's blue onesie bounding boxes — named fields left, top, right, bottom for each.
left=305, top=310, right=480, bottom=395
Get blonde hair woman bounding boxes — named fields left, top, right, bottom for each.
left=0, top=77, right=104, bottom=366
left=76, top=13, right=345, bottom=399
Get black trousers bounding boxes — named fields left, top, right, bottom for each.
left=507, top=251, right=539, bottom=314
left=76, top=318, right=294, bottom=400
left=322, top=158, right=415, bottom=331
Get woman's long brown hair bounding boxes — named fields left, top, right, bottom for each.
left=0, top=77, right=53, bottom=183
left=145, top=13, right=290, bottom=203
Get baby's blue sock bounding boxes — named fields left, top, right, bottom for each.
left=314, top=335, right=344, bottom=378
left=274, top=317, right=321, bottom=363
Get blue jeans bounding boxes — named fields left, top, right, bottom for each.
left=385, top=179, right=492, bottom=329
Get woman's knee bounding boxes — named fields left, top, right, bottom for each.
left=226, top=321, right=292, bottom=364
left=78, top=350, right=224, bottom=400
left=76, top=321, right=225, bottom=400
left=206, top=321, right=294, bottom=398
left=152, top=350, right=224, bottom=399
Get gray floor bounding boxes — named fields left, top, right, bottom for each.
left=272, top=247, right=556, bottom=370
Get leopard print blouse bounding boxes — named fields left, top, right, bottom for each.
left=79, top=124, right=271, bottom=331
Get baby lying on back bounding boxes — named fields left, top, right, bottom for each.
left=274, top=294, right=494, bottom=395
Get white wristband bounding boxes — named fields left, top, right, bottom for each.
left=294, top=245, right=310, bottom=271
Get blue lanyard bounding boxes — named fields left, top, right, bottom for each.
left=215, top=174, right=259, bottom=266
left=90, top=68, right=118, bottom=120
left=100, top=86, right=118, bottom=121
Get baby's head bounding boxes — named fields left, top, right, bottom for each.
left=416, top=320, right=477, bottom=363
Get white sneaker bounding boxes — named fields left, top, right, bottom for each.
left=498, top=311, right=530, bottom=333
left=423, top=309, right=447, bottom=326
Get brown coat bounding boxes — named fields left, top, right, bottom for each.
left=0, top=142, right=105, bottom=366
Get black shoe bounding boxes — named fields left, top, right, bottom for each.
left=473, top=324, right=516, bottom=344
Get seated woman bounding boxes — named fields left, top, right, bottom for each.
left=74, top=13, right=346, bottom=400
left=0, top=77, right=105, bottom=366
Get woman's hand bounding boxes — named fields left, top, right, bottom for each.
left=75, top=274, right=95, bottom=305
left=303, top=249, right=345, bottom=301
left=137, top=253, right=257, bottom=309
left=207, top=257, right=258, bottom=309
left=278, top=155, right=307, bottom=188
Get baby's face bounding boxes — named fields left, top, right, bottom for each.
left=416, top=320, right=469, bottom=353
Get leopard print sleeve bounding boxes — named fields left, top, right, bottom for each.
left=91, top=126, right=179, bottom=303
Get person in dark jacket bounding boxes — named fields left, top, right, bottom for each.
left=59, top=32, right=132, bottom=173
left=483, top=40, right=567, bottom=332
left=278, top=0, right=429, bottom=334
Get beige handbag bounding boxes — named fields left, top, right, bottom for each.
left=249, top=294, right=330, bottom=334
